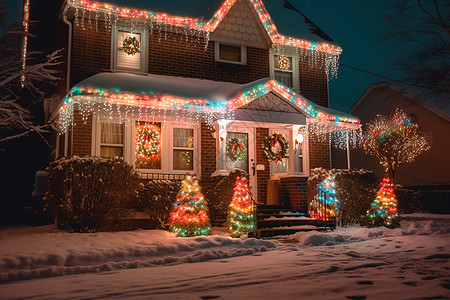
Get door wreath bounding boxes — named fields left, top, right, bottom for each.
left=226, top=137, right=247, bottom=161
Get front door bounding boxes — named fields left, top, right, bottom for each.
left=226, top=127, right=256, bottom=200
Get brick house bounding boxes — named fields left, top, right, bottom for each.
left=52, top=0, right=361, bottom=211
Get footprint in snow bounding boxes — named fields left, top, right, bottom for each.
left=422, top=275, right=438, bottom=280
left=402, top=281, right=417, bottom=286
left=395, top=245, right=402, bottom=249
left=200, top=296, right=220, bottom=300
left=345, top=296, right=367, bottom=300
left=357, top=281, right=373, bottom=285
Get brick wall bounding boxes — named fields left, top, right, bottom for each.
left=71, top=110, right=92, bottom=156
left=71, top=18, right=111, bottom=87
left=308, top=138, right=331, bottom=170
left=280, top=177, right=308, bottom=211
left=200, top=123, right=217, bottom=188
left=69, top=18, right=329, bottom=109
left=148, top=35, right=269, bottom=84
left=256, top=128, right=270, bottom=203
left=299, top=57, right=329, bottom=107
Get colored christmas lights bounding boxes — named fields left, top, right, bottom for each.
left=66, top=0, right=342, bottom=63
left=262, top=132, right=289, bottom=164
left=227, top=176, right=255, bottom=238
left=226, top=137, right=247, bottom=161
left=57, top=78, right=361, bottom=148
left=361, top=178, right=399, bottom=229
left=122, top=36, right=140, bottom=55
left=309, top=175, right=338, bottom=219
left=362, top=109, right=430, bottom=179
left=135, top=124, right=161, bottom=160
left=170, top=176, right=211, bottom=237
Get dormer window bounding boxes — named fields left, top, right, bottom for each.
left=270, top=50, right=299, bottom=91
left=112, top=27, right=147, bottom=72
left=215, top=43, right=247, bottom=65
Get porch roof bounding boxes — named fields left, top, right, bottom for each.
left=63, top=72, right=360, bottom=127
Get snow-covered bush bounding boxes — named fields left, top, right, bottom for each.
left=137, top=180, right=181, bottom=229
left=308, top=168, right=377, bottom=226
left=44, top=156, right=141, bottom=232
left=205, top=169, right=250, bottom=226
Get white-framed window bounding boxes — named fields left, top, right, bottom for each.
left=99, top=122, right=124, bottom=159
left=134, top=121, right=162, bottom=170
left=215, top=42, right=247, bottom=65
left=112, top=27, right=147, bottom=72
left=270, top=130, right=289, bottom=175
left=172, top=127, right=195, bottom=171
left=269, top=50, right=299, bottom=91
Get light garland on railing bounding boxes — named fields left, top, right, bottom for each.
left=67, top=0, right=342, bottom=71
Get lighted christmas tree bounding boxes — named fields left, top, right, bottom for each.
left=362, top=177, right=399, bottom=228
left=361, top=109, right=429, bottom=228
left=169, top=176, right=211, bottom=237
left=227, top=176, right=255, bottom=238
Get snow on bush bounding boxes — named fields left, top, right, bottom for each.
left=308, top=168, right=377, bottom=226
left=136, top=180, right=181, bottom=229
left=45, top=156, right=141, bottom=232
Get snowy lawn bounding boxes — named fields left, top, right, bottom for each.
left=1, top=214, right=449, bottom=299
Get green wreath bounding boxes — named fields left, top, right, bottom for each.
left=226, top=137, right=247, bottom=161
left=136, top=126, right=160, bottom=159
left=263, top=132, right=289, bottom=164
left=123, top=36, right=140, bottom=56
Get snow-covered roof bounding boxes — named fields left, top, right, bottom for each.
left=66, top=0, right=341, bottom=55
left=66, top=72, right=360, bottom=125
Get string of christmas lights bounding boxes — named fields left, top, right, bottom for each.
left=362, top=177, right=399, bottom=229
left=170, top=176, right=211, bottom=237
left=227, top=176, right=255, bottom=238
left=21, top=0, right=30, bottom=87
left=57, top=78, right=361, bottom=148
left=309, top=175, right=338, bottom=219
left=66, top=0, right=342, bottom=76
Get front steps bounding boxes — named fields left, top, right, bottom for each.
left=254, top=205, right=336, bottom=238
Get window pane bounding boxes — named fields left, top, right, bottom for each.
left=274, top=55, right=293, bottom=71
left=101, top=123, right=123, bottom=145
left=173, top=150, right=193, bottom=170
left=117, top=31, right=141, bottom=70
left=226, top=132, right=248, bottom=172
left=273, top=157, right=289, bottom=174
left=100, top=146, right=123, bottom=159
left=275, top=70, right=293, bottom=87
left=135, top=122, right=162, bottom=169
left=173, top=128, right=193, bottom=148
left=219, top=44, right=241, bottom=62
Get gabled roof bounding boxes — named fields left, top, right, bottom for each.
left=350, top=82, right=450, bottom=123
left=65, top=0, right=341, bottom=56
left=64, top=72, right=359, bottom=125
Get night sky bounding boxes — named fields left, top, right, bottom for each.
left=5, top=0, right=408, bottom=112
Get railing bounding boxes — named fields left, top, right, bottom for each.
left=315, top=188, right=337, bottom=230
left=138, top=172, right=187, bottom=181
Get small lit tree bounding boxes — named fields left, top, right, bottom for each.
left=362, top=109, right=430, bottom=181
left=169, top=176, right=211, bottom=237
left=227, top=176, right=255, bottom=238
left=361, top=109, right=429, bottom=228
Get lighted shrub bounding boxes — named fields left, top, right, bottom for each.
left=45, top=156, right=141, bottom=232
left=205, top=169, right=250, bottom=226
left=308, top=168, right=377, bottom=226
left=137, top=180, right=181, bottom=229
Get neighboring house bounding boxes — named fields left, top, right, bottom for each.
left=332, top=82, right=450, bottom=189
left=51, top=0, right=361, bottom=211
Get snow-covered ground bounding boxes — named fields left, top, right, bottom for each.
left=1, top=214, right=449, bottom=299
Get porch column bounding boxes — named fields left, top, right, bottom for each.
left=211, top=119, right=230, bottom=177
